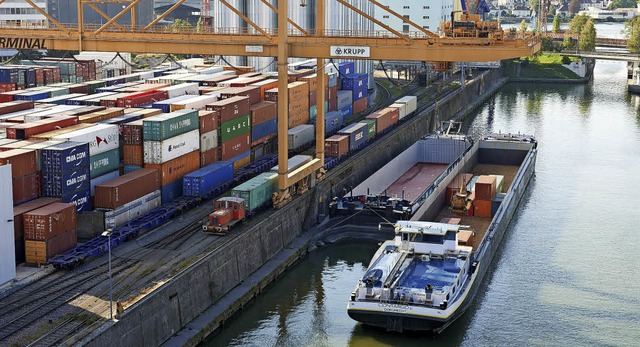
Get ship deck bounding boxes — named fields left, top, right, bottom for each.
left=396, top=257, right=460, bottom=291
left=434, top=163, right=520, bottom=250
left=385, top=162, right=449, bottom=203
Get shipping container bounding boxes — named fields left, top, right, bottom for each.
left=230, top=172, right=277, bottom=212
left=104, top=190, right=162, bottom=229
left=366, top=107, right=396, bottom=133
left=62, top=187, right=91, bottom=212
left=219, top=114, right=250, bottom=143
left=324, top=111, right=344, bottom=135
left=94, top=168, right=160, bottom=209
left=200, top=130, right=218, bottom=152
left=389, top=102, right=407, bottom=120
left=474, top=199, right=492, bottom=218
left=90, top=170, right=120, bottom=196
left=475, top=175, right=497, bottom=201
left=325, top=134, right=349, bottom=157
left=219, top=86, right=261, bottom=105
left=143, top=129, right=200, bottom=164
left=123, top=165, right=142, bottom=174
left=395, top=96, right=418, bottom=115
left=336, top=90, right=353, bottom=110
left=200, top=74, right=237, bottom=87
left=122, top=120, right=143, bottom=145
left=288, top=109, right=310, bottom=129
left=160, top=179, right=183, bottom=204
left=143, top=109, right=199, bottom=141
left=41, top=166, right=90, bottom=197
left=183, top=161, right=234, bottom=198
left=264, top=81, right=309, bottom=102
left=40, top=141, right=90, bottom=173
left=170, top=94, right=219, bottom=112
left=341, top=73, right=368, bottom=89
left=231, top=151, right=251, bottom=170
left=205, top=96, right=251, bottom=123
left=90, top=148, right=119, bottom=178
left=23, top=202, right=77, bottom=241
left=250, top=79, right=279, bottom=100
left=287, top=124, right=315, bottom=151
left=353, top=96, right=368, bottom=114
left=25, top=228, right=76, bottom=264
left=198, top=110, right=219, bottom=133
left=0, top=140, right=44, bottom=151
left=157, top=83, right=199, bottom=98
left=250, top=101, right=277, bottom=126
left=359, top=119, right=376, bottom=139
left=251, top=118, right=276, bottom=143
left=52, top=124, right=119, bottom=156
left=78, top=108, right=125, bottom=124
left=152, top=94, right=196, bottom=113
left=117, top=90, right=168, bottom=108
left=200, top=148, right=219, bottom=167
left=219, top=133, right=250, bottom=161
left=6, top=116, right=78, bottom=140
left=338, top=122, right=368, bottom=151
left=12, top=173, right=39, bottom=204
left=144, top=150, right=200, bottom=186
left=0, top=100, right=34, bottom=115
left=337, top=62, right=355, bottom=75
left=0, top=148, right=36, bottom=177
left=270, top=154, right=313, bottom=174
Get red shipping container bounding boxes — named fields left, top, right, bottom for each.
left=219, top=133, right=250, bottom=161
left=13, top=173, right=39, bottom=205
left=230, top=76, right=266, bottom=87
left=474, top=199, right=492, bottom=218
left=205, top=96, right=251, bottom=123
left=94, top=168, right=161, bottom=209
left=0, top=100, right=33, bottom=115
left=144, top=151, right=200, bottom=186
left=67, top=83, right=90, bottom=94
left=6, top=116, right=78, bottom=140
left=250, top=79, right=278, bottom=100
left=23, top=202, right=77, bottom=241
left=198, top=110, right=219, bottom=133
left=25, top=228, right=77, bottom=264
left=123, top=144, right=144, bottom=166
left=309, top=90, right=317, bottom=107
left=13, top=197, right=61, bottom=240
left=200, top=148, right=219, bottom=167
left=328, top=86, right=338, bottom=111
left=475, top=175, right=497, bottom=201
left=353, top=97, right=368, bottom=114
left=250, top=101, right=277, bottom=126
left=0, top=83, right=17, bottom=93
left=118, top=90, right=168, bottom=108
left=325, top=135, right=349, bottom=157
left=122, top=120, right=144, bottom=145
left=219, top=86, right=261, bottom=105
left=0, top=149, right=36, bottom=177
left=201, top=74, right=237, bottom=87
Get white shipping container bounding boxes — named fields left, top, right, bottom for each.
left=104, top=190, right=162, bottom=229
left=395, top=96, right=418, bottom=115
left=389, top=103, right=408, bottom=120
left=170, top=94, right=219, bottom=112
left=0, top=165, right=15, bottom=285
left=52, top=123, right=119, bottom=156
left=158, top=83, right=199, bottom=99
left=197, top=66, right=226, bottom=74
left=287, top=124, right=315, bottom=151
left=270, top=154, right=313, bottom=173
left=200, top=130, right=218, bottom=152
left=143, top=129, right=200, bottom=164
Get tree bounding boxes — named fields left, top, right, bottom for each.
left=552, top=14, right=561, bottom=33
left=519, top=19, right=528, bottom=33
left=624, top=16, right=640, bottom=53
left=568, top=14, right=589, bottom=34
left=530, top=0, right=540, bottom=13
left=579, top=18, right=596, bottom=51
left=608, top=0, right=637, bottom=10
left=568, top=0, right=580, bottom=14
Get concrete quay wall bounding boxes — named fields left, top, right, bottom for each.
left=83, top=69, right=505, bottom=347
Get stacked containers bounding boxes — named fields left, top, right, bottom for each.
left=264, top=81, right=310, bottom=129
left=249, top=101, right=277, bottom=146
left=40, top=142, right=92, bottom=212
left=21, top=140, right=65, bottom=196
left=206, top=96, right=251, bottom=167
left=341, top=73, right=368, bottom=114
left=198, top=110, right=220, bottom=167
left=23, top=202, right=77, bottom=264
left=12, top=197, right=60, bottom=264
left=143, top=109, right=200, bottom=203
left=0, top=149, right=38, bottom=204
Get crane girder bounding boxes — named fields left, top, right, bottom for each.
left=0, top=29, right=540, bottom=62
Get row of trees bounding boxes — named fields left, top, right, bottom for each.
left=543, top=14, right=597, bottom=51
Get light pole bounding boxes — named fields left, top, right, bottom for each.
left=101, top=229, right=113, bottom=321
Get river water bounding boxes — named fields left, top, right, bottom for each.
left=205, top=31, right=640, bottom=347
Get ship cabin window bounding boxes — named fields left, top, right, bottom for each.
left=402, top=233, right=409, bottom=241
left=415, top=234, right=444, bottom=244
left=445, top=231, right=456, bottom=241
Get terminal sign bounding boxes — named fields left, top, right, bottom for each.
left=0, top=38, right=47, bottom=50
left=330, top=46, right=370, bottom=58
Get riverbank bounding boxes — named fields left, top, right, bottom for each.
left=503, top=54, right=594, bottom=83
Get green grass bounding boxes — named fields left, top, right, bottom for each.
left=503, top=54, right=582, bottom=79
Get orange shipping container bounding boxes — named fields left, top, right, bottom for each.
left=250, top=79, right=278, bottom=100
left=23, top=202, right=77, bottom=241
left=297, top=73, right=328, bottom=92
left=289, top=96, right=309, bottom=115
left=25, top=228, right=77, bottom=264
left=144, top=150, right=200, bottom=186
left=353, top=97, right=368, bottom=114
left=475, top=175, right=496, bottom=201
left=78, top=108, right=125, bottom=123
left=288, top=109, right=310, bottom=129
left=264, top=81, right=309, bottom=103
left=200, top=148, right=219, bottom=167
left=325, top=135, right=349, bottom=157
left=474, top=199, right=492, bottom=218
left=123, top=144, right=144, bottom=166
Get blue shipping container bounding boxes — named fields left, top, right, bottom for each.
left=352, top=86, right=368, bottom=101
left=123, top=165, right=142, bottom=174
left=183, top=161, right=234, bottom=198
left=26, top=69, right=36, bottom=88
left=62, top=188, right=92, bottom=213
left=340, top=73, right=368, bottom=90
left=338, top=104, right=353, bottom=119
left=161, top=179, right=183, bottom=205
left=41, top=166, right=91, bottom=197
left=251, top=118, right=277, bottom=142
left=14, top=91, right=50, bottom=101
left=0, top=68, right=18, bottom=83
left=338, top=122, right=368, bottom=150
left=337, top=62, right=354, bottom=76
left=90, top=170, right=120, bottom=196
left=151, top=95, right=194, bottom=113
left=41, top=141, right=90, bottom=173
left=324, top=111, right=344, bottom=135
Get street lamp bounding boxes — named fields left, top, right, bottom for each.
left=101, top=229, right=113, bottom=321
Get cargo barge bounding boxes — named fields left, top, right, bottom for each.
left=347, top=133, right=537, bottom=333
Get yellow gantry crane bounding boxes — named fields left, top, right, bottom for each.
left=0, top=0, right=541, bottom=207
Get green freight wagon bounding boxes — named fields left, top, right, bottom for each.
left=229, top=172, right=277, bottom=214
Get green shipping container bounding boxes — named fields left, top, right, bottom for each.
left=220, top=114, right=251, bottom=143
left=90, top=148, right=120, bottom=178
left=86, top=80, right=107, bottom=94
left=143, top=109, right=199, bottom=141
left=360, top=119, right=376, bottom=139
left=230, top=172, right=277, bottom=212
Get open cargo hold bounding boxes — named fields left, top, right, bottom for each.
left=25, top=228, right=77, bottom=264
left=230, top=172, right=277, bottom=213
left=23, top=202, right=77, bottom=241
left=143, top=109, right=199, bottom=141
left=143, top=129, right=200, bottom=164
left=338, top=122, right=369, bottom=150
left=183, top=161, right=234, bottom=198
left=103, top=190, right=162, bottom=230
left=52, top=123, right=119, bottom=156
left=0, top=148, right=37, bottom=177
left=144, top=150, right=200, bottom=186
left=40, top=141, right=89, bottom=173
left=325, top=134, right=349, bottom=157
left=205, top=95, right=251, bottom=123
left=94, top=168, right=160, bottom=209
left=6, top=116, right=78, bottom=140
